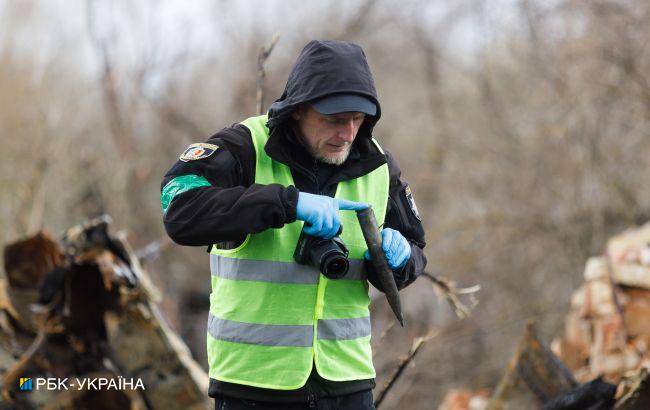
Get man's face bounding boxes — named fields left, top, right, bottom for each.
left=293, top=106, right=366, bottom=165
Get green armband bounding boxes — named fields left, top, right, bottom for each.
left=161, top=174, right=211, bottom=214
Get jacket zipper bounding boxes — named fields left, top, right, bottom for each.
left=308, top=386, right=317, bottom=408
left=312, top=159, right=320, bottom=194
left=286, top=155, right=319, bottom=194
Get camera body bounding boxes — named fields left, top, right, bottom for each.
left=293, top=228, right=350, bottom=279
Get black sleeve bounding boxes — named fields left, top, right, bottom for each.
left=366, top=150, right=427, bottom=292
left=161, top=124, right=299, bottom=246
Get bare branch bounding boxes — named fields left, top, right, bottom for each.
left=335, top=0, right=378, bottom=40
left=256, top=34, right=280, bottom=115
left=422, top=272, right=480, bottom=319
left=374, top=330, right=438, bottom=408
left=134, top=237, right=172, bottom=264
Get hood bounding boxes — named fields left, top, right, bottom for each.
left=266, top=40, right=382, bottom=133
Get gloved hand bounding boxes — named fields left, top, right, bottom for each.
left=364, top=228, right=411, bottom=270
left=296, top=192, right=368, bottom=239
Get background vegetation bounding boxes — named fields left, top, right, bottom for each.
left=2, top=0, right=649, bottom=407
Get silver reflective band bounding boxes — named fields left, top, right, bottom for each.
left=207, top=314, right=372, bottom=346
left=208, top=313, right=313, bottom=347
left=317, top=316, right=371, bottom=340
left=210, top=254, right=367, bottom=284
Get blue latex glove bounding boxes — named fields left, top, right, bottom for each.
left=364, top=228, right=411, bottom=270
left=296, top=192, right=368, bottom=239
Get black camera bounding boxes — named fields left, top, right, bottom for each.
left=293, top=227, right=350, bottom=279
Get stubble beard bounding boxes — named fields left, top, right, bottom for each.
left=309, top=143, right=351, bottom=166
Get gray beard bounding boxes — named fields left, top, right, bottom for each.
left=305, top=143, right=351, bottom=166
left=317, top=150, right=350, bottom=165
left=298, top=130, right=351, bottom=165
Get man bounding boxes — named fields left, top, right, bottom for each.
left=161, top=40, right=426, bottom=410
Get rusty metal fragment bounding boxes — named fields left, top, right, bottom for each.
left=356, top=207, right=404, bottom=326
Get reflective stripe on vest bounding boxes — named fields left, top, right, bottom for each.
left=207, top=313, right=371, bottom=346
left=210, top=253, right=367, bottom=284
left=206, top=115, right=389, bottom=389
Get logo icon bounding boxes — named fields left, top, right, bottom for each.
left=20, top=377, right=33, bottom=391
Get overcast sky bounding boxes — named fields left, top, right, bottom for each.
left=1, top=0, right=527, bottom=86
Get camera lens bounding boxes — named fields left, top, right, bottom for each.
left=295, top=229, right=350, bottom=280
left=320, top=251, right=349, bottom=279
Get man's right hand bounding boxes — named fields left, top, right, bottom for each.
left=296, top=192, right=368, bottom=239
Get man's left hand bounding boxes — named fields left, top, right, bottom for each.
left=364, top=228, right=411, bottom=270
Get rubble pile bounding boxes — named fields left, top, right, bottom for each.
left=552, top=223, right=650, bottom=383
left=0, top=216, right=209, bottom=410
left=439, top=223, right=650, bottom=410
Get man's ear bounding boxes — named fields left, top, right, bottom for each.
left=292, top=104, right=306, bottom=121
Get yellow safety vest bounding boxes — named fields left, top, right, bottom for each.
left=207, top=115, right=389, bottom=389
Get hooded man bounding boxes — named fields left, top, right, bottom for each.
left=161, top=40, right=427, bottom=410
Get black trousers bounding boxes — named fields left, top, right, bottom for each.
left=214, top=389, right=376, bottom=410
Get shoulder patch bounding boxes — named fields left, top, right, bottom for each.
left=179, top=143, right=219, bottom=162
left=404, top=185, right=422, bottom=221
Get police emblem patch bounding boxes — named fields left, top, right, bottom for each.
left=404, top=185, right=421, bottom=221
left=179, top=143, right=219, bottom=162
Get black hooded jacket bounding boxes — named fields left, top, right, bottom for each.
left=161, top=40, right=427, bottom=403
